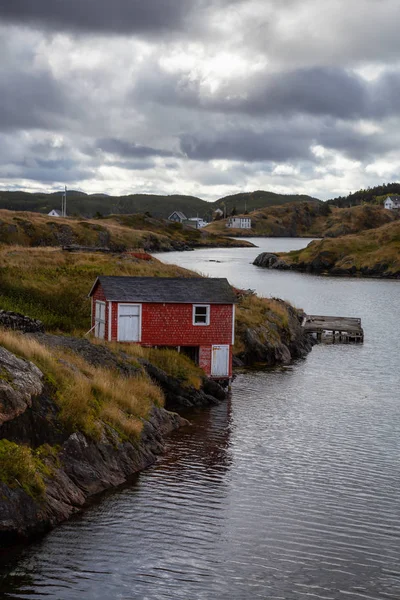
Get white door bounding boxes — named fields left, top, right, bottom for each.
left=95, top=301, right=106, bottom=339
left=118, top=304, right=141, bottom=341
left=211, top=345, right=229, bottom=376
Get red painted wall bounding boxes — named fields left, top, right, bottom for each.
left=141, top=303, right=233, bottom=346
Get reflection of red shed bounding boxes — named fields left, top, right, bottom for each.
left=88, top=276, right=236, bottom=380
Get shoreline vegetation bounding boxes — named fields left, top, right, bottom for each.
left=253, top=220, right=400, bottom=278
left=0, top=246, right=313, bottom=546
left=205, top=203, right=399, bottom=239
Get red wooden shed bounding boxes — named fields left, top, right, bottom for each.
left=88, top=276, right=236, bottom=380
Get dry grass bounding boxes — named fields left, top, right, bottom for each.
left=95, top=339, right=204, bottom=389
left=147, top=348, right=204, bottom=389
left=0, top=330, right=164, bottom=441
left=205, top=203, right=398, bottom=238
left=234, top=293, right=291, bottom=354
left=280, top=220, right=400, bottom=274
left=0, top=246, right=196, bottom=332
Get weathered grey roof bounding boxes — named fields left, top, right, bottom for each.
left=168, top=211, right=187, bottom=220
left=89, top=276, right=236, bottom=303
left=386, top=195, right=400, bottom=202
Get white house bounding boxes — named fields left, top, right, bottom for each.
left=226, top=216, right=252, bottom=229
left=48, top=209, right=62, bottom=217
left=384, top=196, right=400, bottom=210
left=168, top=211, right=187, bottom=223
left=186, top=217, right=208, bottom=229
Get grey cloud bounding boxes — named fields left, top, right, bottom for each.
left=0, top=67, right=81, bottom=132
left=0, top=0, right=239, bottom=36
left=133, top=61, right=400, bottom=123
left=0, top=159, right=92, bottom=183
left=180, top=124, right=315, bottom=162
left=111, top=160, right=157, bottom=171
left=96, top=138, right=177, bottom=159
left=220, top=68, right=368, bottom=119
left=0, top=0, right=190, bottom=34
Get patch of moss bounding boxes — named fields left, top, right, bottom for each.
left=0, top=439, right=46, bottom=499
left=0, top=366, right=13, bottom=384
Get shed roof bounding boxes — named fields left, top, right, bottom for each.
left=89, top=276, right=236, bottom=304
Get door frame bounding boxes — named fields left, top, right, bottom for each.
left=211, top=344, right=230, bottom=377
left=117, top=303, right=142, bottom=342
left=94, top=300, right=106, bottom=339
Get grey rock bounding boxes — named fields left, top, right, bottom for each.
left=0, top=347, right=43, bottom=426
left=253, top=252, right=290, bottom=270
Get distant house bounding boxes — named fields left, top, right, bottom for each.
left=185, top=217, right=208, bottom=229
left=48, top=209, right=62, bottom=217
left=88, top=276, right=236, bottom=380
left=384, top=196, right=400, bottom=210
left=226, top=216, right=252, bottom=229
left=168, top=211, right=187, bottom=223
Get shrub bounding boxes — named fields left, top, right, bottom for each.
left=0, top=440, right=46, bottom=498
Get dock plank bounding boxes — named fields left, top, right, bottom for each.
left=303, top=314, right=364, bottom=343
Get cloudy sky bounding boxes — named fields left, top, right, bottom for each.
left=1, top=0, right=400, bottom=201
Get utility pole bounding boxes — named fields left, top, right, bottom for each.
left=61, top=185, right=67, bottom=217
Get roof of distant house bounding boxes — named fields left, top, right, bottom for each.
left=48, top=209, right=62, bottom=216
left=168, top=211, right=187, bottom=220
left=89, top=276, right=236, bottom=304
left=386, top=195, right=400, bottom=201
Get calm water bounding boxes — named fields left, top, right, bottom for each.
left=1, top=238, right=400, bottom=600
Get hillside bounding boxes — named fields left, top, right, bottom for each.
left=328, top=182, right=400, bottom=208
left=213, top=191, right=320, bottom=215
left=0, top=191, right=208, bottom=220
left=206, top=202, right=399, bottom=238
left=0, top=210, right=252, bottom=252
left=0, top=189, right=320, bottom=219
left=254, top=220, right=400, bottom=278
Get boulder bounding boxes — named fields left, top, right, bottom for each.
left=253, top=252, right=290, bottom=270
left=0, top=310, right=44, bottom=333
left=0, top=347, right=43, bottom=426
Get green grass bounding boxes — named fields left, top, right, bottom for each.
left=0, top=439, right=48, bottom=498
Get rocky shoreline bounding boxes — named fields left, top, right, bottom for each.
left=253, top=251, right=400, bottom=278
left=0, top=308, right=313, bottom=547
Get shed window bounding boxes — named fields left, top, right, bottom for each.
left=193, top=305, right=210, bottom=325
left=95, top=301, right=106, bottom=339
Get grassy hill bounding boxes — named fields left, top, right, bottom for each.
left=273, top=220, right=400, bottom=277
left=206, top=202, right=398, bottom=238
left=0, top=209, right=252, bottom=251
left=0, top=189, right=320, bottom=219
left=214, top=190, right=320, bottom=215
left=328, top=182, right=400, bottom=208
left=0, top=191, right=209, bottom=220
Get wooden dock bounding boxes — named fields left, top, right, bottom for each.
left=302, top=315, right=364, bottom=343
